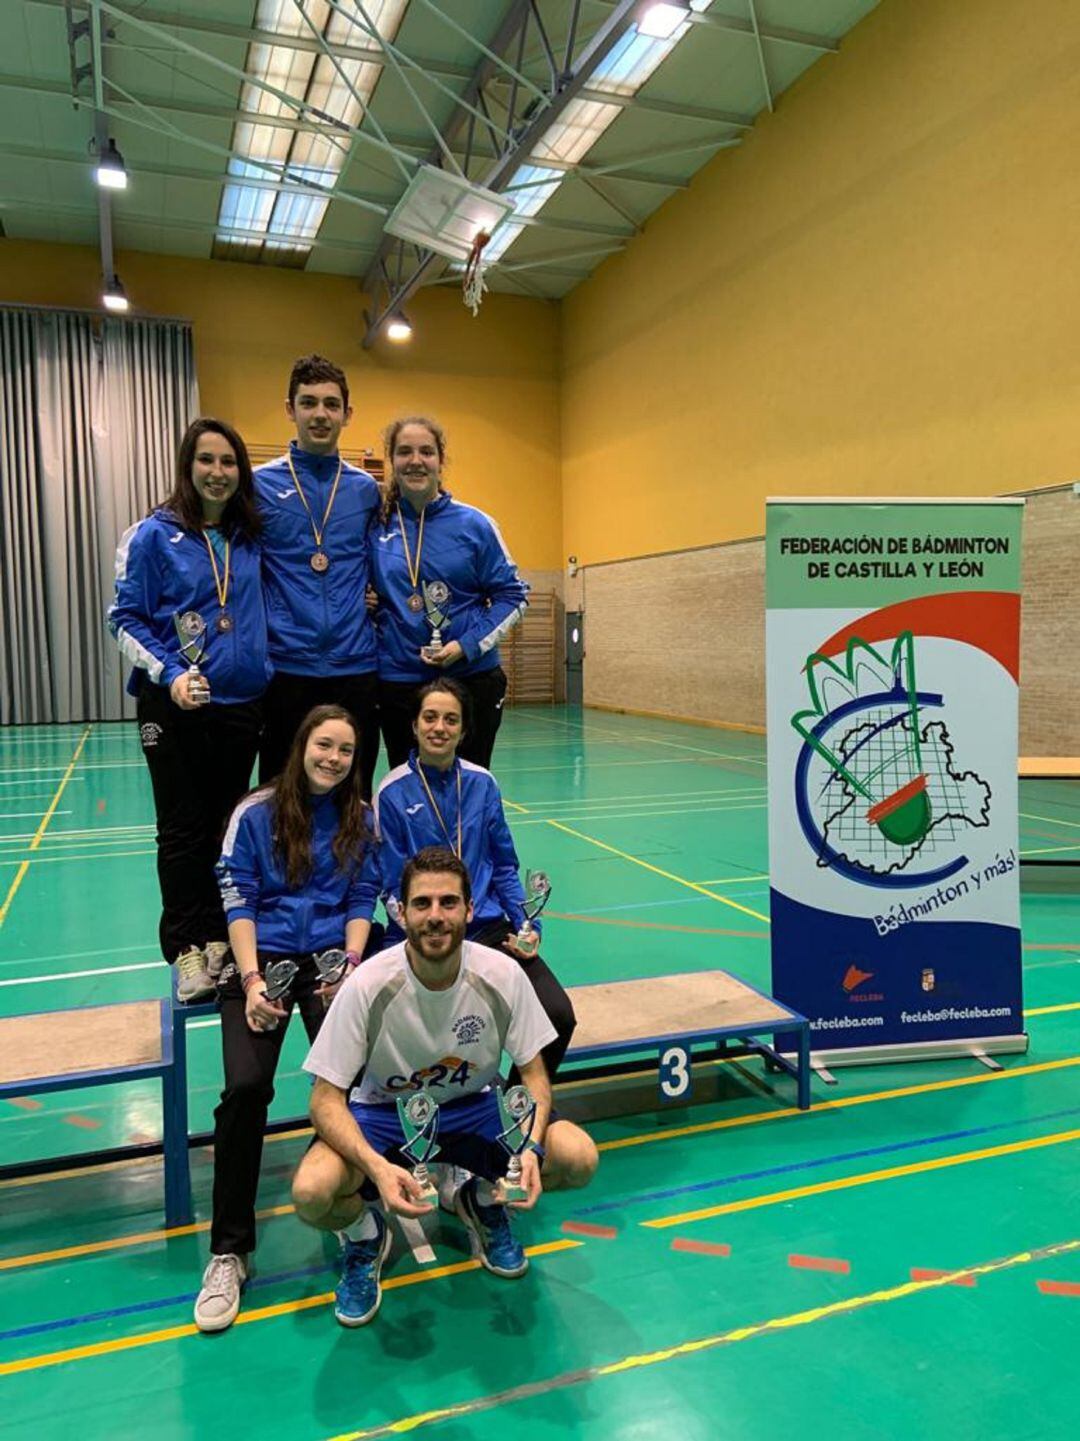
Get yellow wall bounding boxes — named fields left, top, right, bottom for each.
left=0, top=240, right=562, bottom=568
left=560, top=0, right=1080, bottom=564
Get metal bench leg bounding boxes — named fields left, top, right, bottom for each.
left=162, top=1005, right=193, bottom=1227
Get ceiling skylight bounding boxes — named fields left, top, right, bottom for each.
left=215, top=0, right=407, bottom=264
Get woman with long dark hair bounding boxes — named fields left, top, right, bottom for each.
left=369, top=416, right=528, bottom=771
left=194, top=703, right=377, bottom=1333
left=108, top=417, right=269, bottom=1001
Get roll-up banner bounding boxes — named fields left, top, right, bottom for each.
left=765, top=499, right=1026, bottom=1065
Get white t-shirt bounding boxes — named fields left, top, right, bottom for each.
left=302, top=940, right=558, bottom=1105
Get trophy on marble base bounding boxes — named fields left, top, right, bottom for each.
left=514, top=870, right=552, bottom=958
left=494, top=1083, right=537, bottom=1204
left=258, top=957, right=299, bottom=1030
left=396, top=1091, right=441, bottom=1204
left=421, top=580, right=451, bottom=661
left=173, top=610, right=211, bottom=705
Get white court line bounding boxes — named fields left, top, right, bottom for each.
left=507, top=784, right=767, bottom=810
left=0, top=942, right=154, bottom=968
left=0, top=849, right=156, bottom=869
left=0, top=777, right=85, bottom=789
left=0, top=810, right=70, bottom=822
left=514, top=709, right=768, bottom=762
left=0, top=961, right=162, bottom=987
left=513, top=800, right=767, bottom=827
left=0, top=761, right=142, bottom=778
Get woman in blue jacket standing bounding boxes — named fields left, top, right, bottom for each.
left=354, top=678, right=575, bottom=1080
left=195, top=703, right=376, bottom=1333
left=369, top=416, right=528, bottom=771
left=108, top=417, right=270, bottom=1002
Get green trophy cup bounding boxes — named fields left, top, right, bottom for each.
left=396, top=1092, right=441, bottom=1204
left=494, top=1083, right=538, bottom=1203
left=514, top=870, right=552, bottom=959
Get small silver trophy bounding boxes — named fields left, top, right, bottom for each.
left=313, top=948, right=349, bottom=987
left=396, top=1091, right=441, bottom=1203
left=514, top=869, right=552, bottom=958
left=494, top=1084, right=538, bottom=1203
left=421, top=580, right=451, bottom=660
left=259, top=957, right=299, bottom=1030
left=174, top=610, right=210, bottom=705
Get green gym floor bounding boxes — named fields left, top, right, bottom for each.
left=0, top=709, right=1077, bottom=1439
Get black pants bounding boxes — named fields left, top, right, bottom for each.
left=211, top=954, right=325, bottom=1256
left=137, top=685, right=261, bottom=963
left=378, top=666, right=509, bottom=772
left=259, top=670, right=379, bottom=798
left=470, top=918, right=576, bottom=1081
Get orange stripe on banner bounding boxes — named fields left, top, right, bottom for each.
left=671, top=1238, right=731, bottom=1257
left=789, top=1254, right=851, bottom=1274
left=814, top=592, right=1020, bottom=683
left=910, top=1267, right=977, bottom=1287
left=1037, top=1279, right=1080, bottom=1297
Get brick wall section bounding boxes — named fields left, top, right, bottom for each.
left=581, top=490, right=1077, bottom=751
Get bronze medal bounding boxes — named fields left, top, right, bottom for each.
left=407, top=591, right=424, bottom=613
left=215, top=611, right=234, bottom=634
left=311, top=551, right=330, bottom=573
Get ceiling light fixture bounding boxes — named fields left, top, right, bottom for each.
left=102, top=275, right=130, bottom=313
left=94, top=138, right=128, bottom=191
left=385, top=313, right=413, bottom=342
left=638, top=2, right=690, bottom=40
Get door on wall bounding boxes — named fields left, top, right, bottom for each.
left=565, top=611, right=584, bottom=706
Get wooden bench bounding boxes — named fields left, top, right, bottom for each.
left=0, top=998, right=189, bottom=1223
left=0, top=969, right=809, bottom=1230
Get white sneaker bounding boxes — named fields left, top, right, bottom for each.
left=194, top=1252, right=248, bottom=1332
left=175, top=946, right=214, bottom=1003
left=435, top=1164, right=471, bottom=1215
left=203, top=941, right=230, bottom=982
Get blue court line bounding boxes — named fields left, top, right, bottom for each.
left=574, top=1104, right=1080, bottom=1216
left=0, top=1262, right=329, bottom=1343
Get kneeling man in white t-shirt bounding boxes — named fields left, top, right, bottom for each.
left=293, top=844, right=598, bottom=1327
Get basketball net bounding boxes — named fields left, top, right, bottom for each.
left=462, top=230, right=491, bottom=316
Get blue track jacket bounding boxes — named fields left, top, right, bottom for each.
left=108, top=509, right=271, bottom=703
left=217, top=788, right=372, bottom=953
left=255, top=442, right=381, bottom=677
left=361, top=752, right=535, bottom=944
left=369, top=490, right=528, bottom=682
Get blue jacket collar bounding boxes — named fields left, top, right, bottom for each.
left=289, top=438, right=341, bottom=479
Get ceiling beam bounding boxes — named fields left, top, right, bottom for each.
left=26, top=0, right=476, bottom=80
left=588, top=0, right=839, bottom=52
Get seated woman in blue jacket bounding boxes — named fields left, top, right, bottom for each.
left=108, top=417, right=270, bottom=1003
left=354, top=678, right=575, bottom=1080
left=194, top=703, right=377, bottom=1335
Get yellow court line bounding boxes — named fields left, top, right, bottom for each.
left=325, top=1237, right=1080, bottom=1441
left=1021, top=844, right=1080, bottom=857
left=0, top=725, right=92, bottom=929
left=1024, top=1001, right=1080, bottom=1017
left=596, top=1053, right=1080, bottom=1153
left=643, top=1127, right=1080, bottom=1228
left=544, top=819, right=770, bottom=924
left=502, top=798, right=530, bottom=814
left=0, top=1239, right=581, bottom=1377
left=694, top=874, right=770, bottom=886
left=1020, top=810, right=1080, bottom=831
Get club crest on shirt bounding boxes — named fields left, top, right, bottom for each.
left=452, top=1013, right=485, bottom=1045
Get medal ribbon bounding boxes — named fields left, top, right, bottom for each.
left=414, top=762, right=462, bottom=858
left=286, top=452, right=343, bottom=551
left=202, top=531, right=231, bottom=612
left=395, top=503, right=427, bottom=593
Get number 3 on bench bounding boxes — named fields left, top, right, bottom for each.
left=658, top=1044, right=691, bottom=1101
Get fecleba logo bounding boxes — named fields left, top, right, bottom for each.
left=842, top=964, right=873, bottom=992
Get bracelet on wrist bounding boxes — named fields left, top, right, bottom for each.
left=345, top=950, right=362, bottom=970
left=241, top=970, right=263, bottom=993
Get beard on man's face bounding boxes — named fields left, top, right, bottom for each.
left=405, top=913, right=466, bottom=961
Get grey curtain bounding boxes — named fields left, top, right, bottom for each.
left=0, top=308, right=199, bottom=723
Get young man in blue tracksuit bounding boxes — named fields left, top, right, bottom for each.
left=350, top=679, right=575, bottom=1078
left=255, top=355, right=382, bottom=793
left=370, top=416, right=528, bottom=771
left=108, top=417, right=270, bottom=999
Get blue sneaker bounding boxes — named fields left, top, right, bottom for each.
left=334, top=1211, right=391, bottom=1327
left=454, top=1177, right=528, bottom=1279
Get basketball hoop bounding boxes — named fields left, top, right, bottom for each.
left=463, top=231, right=491, bottom=316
